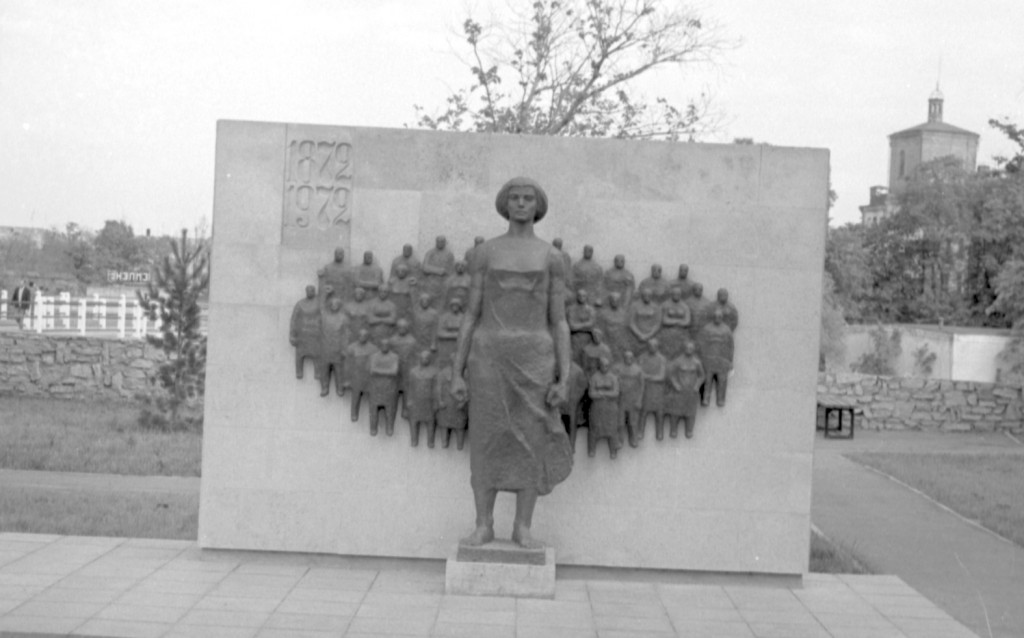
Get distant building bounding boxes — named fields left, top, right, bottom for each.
left=0, top=225, right=47, bottom=248
left=859, top=89, right=979, bottom=225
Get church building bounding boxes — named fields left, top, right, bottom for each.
left=859, top=89, right=979, bottom=225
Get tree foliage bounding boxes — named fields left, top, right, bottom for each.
left=414, top=0, right=729, bottom=140
left=824, top=223, right=870, bottom=321
left=1, top=220, right=186, bottom=290
left=988, top=259, right=1024, bottom=325
left=138, top=230, right=210, bottom=432
left=95, top=220, right=144, bottom=272
left=989, top=117, right=1024, bottom=174
left=59, top=223, right=97, bottom=284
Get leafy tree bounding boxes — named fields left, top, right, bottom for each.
left=95, top=219, right=144, bottom=273
left=54, top=223, right=97, bottom=285
left=989, top=117, right=1024, bottom=174
left=824, top=223, right=870, bottom=320
left=414, top=0, right=730, bottom=140
left=138, top=230, right=210, bottom=431
left=892, top=157, right=974, bottom=317
left=988, top=258, right=1024, bottom=326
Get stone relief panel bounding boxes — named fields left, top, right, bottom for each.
left=289, top=234, right=740, bottom=459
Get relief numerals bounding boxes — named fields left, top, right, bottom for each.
left=285, top=139, right=353, bottom=229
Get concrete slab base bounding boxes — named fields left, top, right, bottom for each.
left=445, top=545, right=556, bottom=598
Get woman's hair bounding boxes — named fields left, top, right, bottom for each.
left=495, top=177, right=548, bottom=222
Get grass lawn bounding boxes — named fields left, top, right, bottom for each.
left=0, top=487, right=198, bottom=540
left=809, top=531, right=873, bottom=574
left=0, top=396, right=201, bottom=476
left=848, top=452, right=1024, bottom=548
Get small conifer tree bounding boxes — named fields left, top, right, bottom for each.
left=138, top=229, right=210, bottom=431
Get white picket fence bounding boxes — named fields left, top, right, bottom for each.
left=0, top=289, right=156, bottom=339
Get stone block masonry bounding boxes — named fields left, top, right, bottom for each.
left=819, top=372, right=1024, bottom=434
left=0, top=333, right=163, bottom=400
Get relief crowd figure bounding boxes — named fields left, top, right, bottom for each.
left=367, top=286, right=397, bottom=346
left=571, top=244, right=604, bottom=301
left=698, top=308, right=734, bottom=408
left=588, top=357, right=622, bottom=459
left=567, top=288, right=597, bottom=365
left=638, top=338, right=668, bottom=441
left=318, top=296, right=348, bottom=397
left=354, top=251, right=383, bottom=292
left=422, top=235, right=455, bottom=305
left=388, top=263, right=417, bottom=320
left=671, top=263, right=696, bottom=300
left=666, top=341, right=705, bottom=439
left=435, top=365, right=468, bottom=450
left=628, top=286, right=662, bottom=350
left=390, top=319, right=418, bottom=418
left=367, top=339, right=400, bottom=436
left=412, top=293, right=439, bottom=354
left=604, top=254, right=636, bottom=309
left=640, top=264, right=670, bottom=305
left=615, top=350, right=645, bottom=448
left=318, top=248, right=352, bottom=305
left=390, top=243, right=421, bottom=280
left=346, top=329, right=378, bottom=423
left=659, top=286, right=692, bottom=358
left=343, top=287, right=369, bottom=338
left=405, top=350, right=438, bottom=447
left=290, top=285, right=321, bottom=380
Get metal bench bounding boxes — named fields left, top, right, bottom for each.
left=817, top=396, right=860, bottom=439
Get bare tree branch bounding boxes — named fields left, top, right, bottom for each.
left=413, top=0, right=734, bottom=140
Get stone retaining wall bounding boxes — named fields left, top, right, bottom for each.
left=0, top=333, right=163, bottom=400
left=819, top=372, right=1024, bottom=433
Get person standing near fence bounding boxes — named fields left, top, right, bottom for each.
left=10, top=279, right=30, bottom=329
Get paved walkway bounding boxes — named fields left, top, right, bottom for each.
left=813, top=430, right=1024, bottom=638
left=0, top=533, right=978, bottom=638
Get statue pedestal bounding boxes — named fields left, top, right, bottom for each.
left=444, top=540, right=555, bottom=598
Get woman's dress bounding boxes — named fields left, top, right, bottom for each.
left=467, top=257, right=573, bottom=496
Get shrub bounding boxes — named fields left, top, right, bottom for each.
left=851, top=325, right=901, bottom=376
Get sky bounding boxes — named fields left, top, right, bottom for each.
left=1, top=0, right=1022, bottom=236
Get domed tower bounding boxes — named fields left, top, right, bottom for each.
left=887, top=87, right=978, bottom=194
left=861, top=88, right=979, bottom=224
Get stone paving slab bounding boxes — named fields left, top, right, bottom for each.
left=0, top=533, right=978, bottom=638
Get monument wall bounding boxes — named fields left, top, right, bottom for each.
left=200, top=121, right=828, bottom=575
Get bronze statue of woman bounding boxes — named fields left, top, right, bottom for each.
left=451, top=177, right=573, bottom=550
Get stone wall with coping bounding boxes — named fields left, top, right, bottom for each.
left=818, top=372, right=1024, bottom=433
left=0, top=333, right=162, bottom=400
